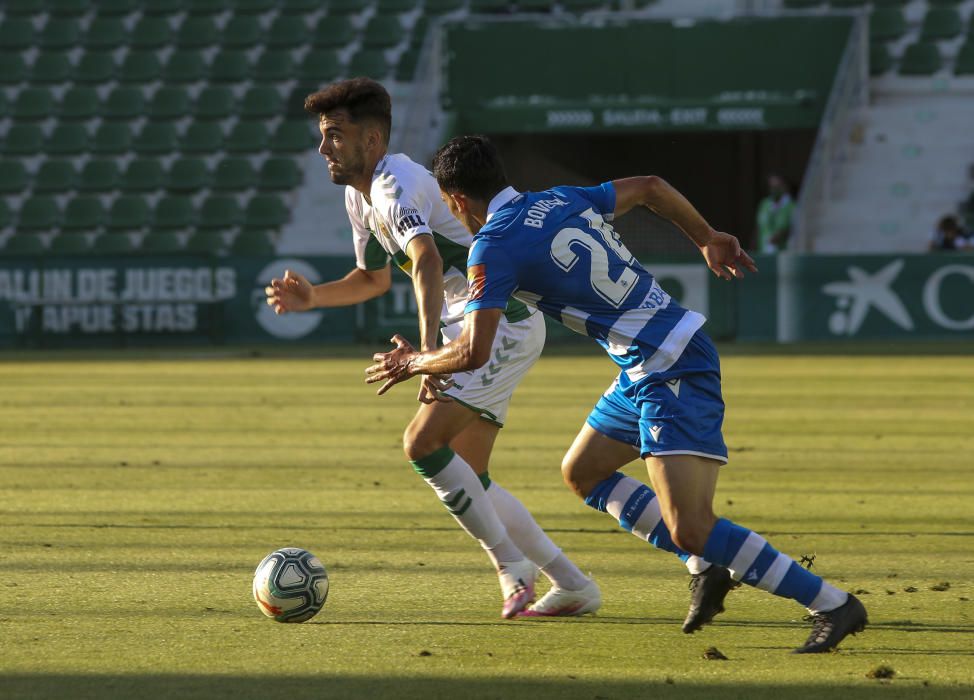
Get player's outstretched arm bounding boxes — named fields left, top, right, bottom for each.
left=612, top=176, right=758, bottom=280
left=265, top=266, right=391, bottom=314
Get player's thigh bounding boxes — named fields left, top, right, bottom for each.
left=562, top=423, right=640, bottom=498
left=403, top=399, right=481, bottom=460
left=449, top=418, right=500, bottom=476
left=644, top=453, right=720, bottom=549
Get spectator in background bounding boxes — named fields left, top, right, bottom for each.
left=755, top=174, right=793, bottom=253
left=929, top=215, right=971, bottom=251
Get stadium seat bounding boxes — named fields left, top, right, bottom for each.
left=0, top=19, right=36, bottom=51
left=254, top=51, right=296, bottom=83
left=244, top=195, right=288, bottom=229
left=103, top=88, right=146, bottom=120
left=134, top=123, right=179, bottom=154
left=77, top=160, right=121, bottom=192
left=311, top=17, right=356, bottom=48
left=186, top=0, right=228, bottom=14
left=177, top=16, right=220, bottom=47
left=955, top=40, right=974, bottom=75
left=329, top=0, right=371, bottom=12
left=227, top=121, right=269, bottom=153
left=143, top=0, right=185, bottom=13
left=4, top=0, right=39, bottom=13
left=184, top=230, right=226, bottom=254
left=285, top=84, right=316, bottom=119
left=148, top=86, right=192, bottom=120
left=35, top=160, right=78, bottom=193
left=928, top=0, right=963, bottom=5
left=91, top=124, right=132, bottom=155
left=280, top=0, right=320, bottom=11
left=0, top=162, right=29, bottom=194
left=49, top=233, right=93, bottom=254
left=2, top=125, right=44, bottom=156
left=85, top=18, right=127, bottom=49
left=267, top=15, right=309, bottom=47
left=829, top=0, right=867, bottom=7
left=230, top=230, right=276, bottom=255
left=30, top=54, right=73, bottom=84
left=560, top=0, right=608, bottom=11
left=517, top=0, right=553, bottom=11
left=0, top=92, right=8, bottom=118
left=362, top=16, right=403, bottom=48
left=62, top=197, right=107, bottom=231
left=74, top=51, right=116, bottom=83
left=469, top=0, right=512, bottom=12
left=141, top=232, right=184, bottom=253
left=241, top=87, right=283, bottom=119
left=259, top=158, right=301, bottom=191
left=2, top=234, right=48, bottom=255
left=0, top=55, right=27, bottom=84
left=164, top=50, right=207, bottom=83
left=153, top=196, right=197, bottom=230
left=122, top=159, right=166, bottom=193
left=0, top=201, right=10, bottom=230
left=39, top=18, right=81, bottom=49
left=167, top=159, right=211, bottom=192
left=180, top=122, right=224, bottom=153
left=409, top=16, right=429, bottom=47
left=195, top=87, right=236, bottom=119
left=118, top=51, right=163, bottom=83
left=231, top=0, right=275, bottom=12
left=13, top=88, right=55, bottom=121
left=298, top=50, right=343, bottom=82
left=213, top=158, right=257, bottom=191
left=395, top=48, right=421, bottom=82
left=107, top=196, right=150, bottom=230
left=870, top=42, right=893, bottom=76
left=199, top=196, right=243, bottom=229
left=91, top=233, right=136, bottom=253
left=222, top=16, right=262, bottom=48
left=377, top=0, right=418, bottom=10
left=18, top=197, right=61, bottom=231
left=870, top=8, right=907, bottom=41
left=131, top=17, right=172, bottom=48
left=899, top=41, right=943, bottom=75
left=209, top=50, right=251, bottom=82
left=48, top=125, right=89, bottom=156
left=59, top=86, right=100, bottom=120
left=921, top=8, right=963, bottom=40
left=92, top=0, right=137, bottom=14
left=347, top=50, right=391, bottom=78
left=46, top=0, right=91, bottom=15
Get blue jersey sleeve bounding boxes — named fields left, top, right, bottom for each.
left=464, top=239, right=518, bottom=314
left=555, top=182, right=617, bottom=220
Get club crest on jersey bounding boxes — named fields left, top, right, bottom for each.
left=468, top=264, right=487, bottom=301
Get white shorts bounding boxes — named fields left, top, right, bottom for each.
left=439, top=311, right=545, bottom=427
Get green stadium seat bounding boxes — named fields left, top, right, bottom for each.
left=230, top=230, right=276, bottom=254
left=143, top=0, right=185, bottom=13
left=469, top=0, right=511, bottom=11
left=50, top=233, right=93, bottom=254
left=899, top=41, right=943, bottom=75
left=2, top=234, right=48, bottom=256
left=180, top=122, right=224, bottom=153
left=297, top=50, right=343, bottom=82
left=311, top=17, right=356, bottom=48
left=0, top=19, right=35, bottom=50
left=241, top=87, right=282, bottom=119
left=35, top=160, right=78, bottom=193
left=45, top=0, right=91, bottom=15
left=280, top=0, right=320, bottom=10
left=118, top=51, right=163, bottom=83
left=347, top=50, right=391, bottom=78
left=559, top=0, right=607, bottom=11
left=134, top=123, right=179, bottom=154
left=395, top=48, right=420, bottom=82
left=0, top=201, right=11, bottom=230
left=163, top=50, right=207, bottom=83
left=186, top=0, right=228, bottom=14
left=121, top=159, right=166, bottom=193
left=75, top=52, right=116, bottom=83
left=184, top=230, right=226, bottom=254
left=222, top=16, right=262, bottom=48
left=227, top=121, right=269, bottom=153
left=103, top=88, right=145, bottom=120
left=62, top=197, right=107, bottom=232
left=928, top=0, right=963, bottom=5
left=259, top=158, right=301, bottom=191
left=517, top=0, right=553, bottom=11
left=18, top=197, right=62, bottom=231
left=0, top=162, right=29, bottom=194
left=13, top=88, right=55, bottom=121
left=270, top=121, right=314, bottom=152
left=91, top=233, right=136, bottom=253
left=329, top=0, right=370, bottom=12
left=244, top=195, right=288, bottom=229
left=141, top=232, right=184, bottom=253
left=209, top=50, right=251, bottom=82
left=870, top=42, right=893, bottom=77
left=267, top=16, right=309, bottom=47
left=195, top=87, right=236, bottom=120
left=4, top=0, right=42, bottom=13
left=59, top=86, right=99, bottom=120
left=199, top=196, right=243, bottom=229
left=93, top=0, right=138, bottom=14
left=378, top=0, right=418, bottom=10
left=148, top=86, right=192, bottom=120
left=956, top=41, right=974, bottom=75
left=285, top=84, right=315, bottom=118
left=91, top=124, right=132, bottom=155
left=30, top=54, right=72, bottom=84
left=107, top=196, right=150, bottom=230
left=213, top=158, right=257, bottom=191
left=409, top=17, right=429, bottom=47
left=921, top=8, right=963, bottom=40
left=48, top=125, right=89, bottom=156
left=873, top=0, right=909, bottom=6
left=254, top=51, right=296, bottom=83
left=828, top=0, right=867, bottom=7
left=177, top=16, right=220, bottom=47
left=77, top=160, right=121, bottom=192
left=85, top=17, right=127, bottom=49
left=231, top=0, right=275, bottom=12
left=153, top=196, right=197, bottom=230
left=870, top=8, right=907, bottom=41
left=0, top=55, right=28, bottom=84
left=131, top=17, right=172, bottom=48
left=167, top=159, right=211, bottom=192
left=0, top=92, right=7, bottom=118
left=39, top=18, right=81, bottom=50
left=3, top=125, right=44, bottom=156
left=362, top=16, right=402, bottom=48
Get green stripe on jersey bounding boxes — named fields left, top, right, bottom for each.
left=364, top=234, right=390, bottom=270
left=411, top=446, right=455, bottom=478
left=431, top=231, right=469, bottom=275
left=503, top=298, right=531, bottom=323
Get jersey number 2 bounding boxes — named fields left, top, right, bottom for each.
left=550, top=209, right=638, bottom=308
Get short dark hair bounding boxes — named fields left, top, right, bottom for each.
left=304, top=77, right=392, bottom=143
left=432, top=135, right=509, bottom=202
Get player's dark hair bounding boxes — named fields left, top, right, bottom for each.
left=432, top=135, right=509, bottom=202
left=304, top=77, right=392, bottom=144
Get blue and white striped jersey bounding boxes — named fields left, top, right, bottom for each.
left=465, top=183, right=706, bottom=380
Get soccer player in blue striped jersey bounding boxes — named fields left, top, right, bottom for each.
left=367, top=135, right=868, bottom=653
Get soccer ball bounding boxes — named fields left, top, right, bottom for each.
left=252, top=547, right=329, bottom=623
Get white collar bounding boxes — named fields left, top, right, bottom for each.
left=485, top=186, right=520, bottom=223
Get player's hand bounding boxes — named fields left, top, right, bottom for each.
left=265, top=269, right=313, bottom=314
left=417, top=374, right=455, bottom=404
left=366, top=334, right=418, bottom=396
left=700, top=231, right=758, bottom=280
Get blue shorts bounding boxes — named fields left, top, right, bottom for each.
left=586, top=331, right=728, bottom=463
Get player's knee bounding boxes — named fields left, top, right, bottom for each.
left=669, top=521, right=709, bottom=557
left=402, top=423, right=446, bottom=462
left=560, top=455, right=591, bottom=500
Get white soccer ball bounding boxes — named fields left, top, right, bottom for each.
left=252, top=547, right=329, bottom=623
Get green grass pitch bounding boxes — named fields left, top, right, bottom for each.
left=0, top=345, right=972, bottom=699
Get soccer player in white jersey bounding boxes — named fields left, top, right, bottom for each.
left=264, top=78, right=600, bottom=618
left=366, top=136, right=869, bottom=653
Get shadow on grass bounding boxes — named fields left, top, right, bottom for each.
left=0, top=674, right=969, bottom=700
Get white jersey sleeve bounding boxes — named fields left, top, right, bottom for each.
left=370, top=168, right=435, bottom=255
left=347, top=186, right=389, bottom=271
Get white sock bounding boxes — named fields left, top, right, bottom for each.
left=686, top=555, right=711, bottom=575
left=808, top=582, right=849, bottom=615
left=487, top=481, right=589, bottom=591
